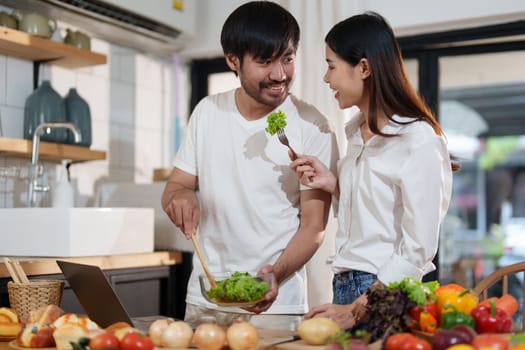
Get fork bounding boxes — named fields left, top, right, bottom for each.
left=277, top=129, right=298, bottom=160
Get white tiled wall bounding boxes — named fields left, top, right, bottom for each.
left=0, top=36, right=177, bottom=208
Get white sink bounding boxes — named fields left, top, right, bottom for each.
left=0, top=208, right=154, bottom=257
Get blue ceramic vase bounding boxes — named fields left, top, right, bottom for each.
left=64, top=88, right=92, bottom=147
left=24, top=80, right=67, bottom=143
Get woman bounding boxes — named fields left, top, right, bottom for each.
left=291, top=12, right=456, bottom=330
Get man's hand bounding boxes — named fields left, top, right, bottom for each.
left=244, top=265, right=278, bottom=314
left=161, top=168, right=199, bottom=238
left=163, top=188, right=199, bottom=238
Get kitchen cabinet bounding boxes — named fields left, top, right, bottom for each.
left=0, top=27, right=107, bottom=162
left=52, top=266, right=178, bottom=318
left=0, top=252, right=188, bottom=320
left=0, top=266, right=182, bottom=319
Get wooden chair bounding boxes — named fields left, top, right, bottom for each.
left=473, top=261, right=525, bottom=331
left=452, top=257, right=482, bottom=288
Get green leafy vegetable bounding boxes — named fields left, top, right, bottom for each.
left=365, top=278, right=440, bottom=342
left=388, top=277, right=440, bottom=306
left=366, top=284, right=411, bottom=342
left=265, top=110, right=287, bottom=135
left=207, top=271, right=269, bottom=302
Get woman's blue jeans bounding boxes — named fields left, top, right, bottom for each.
left=332, top=270, right=377, bottom=304
left=332, top=270, right=376, bottom=331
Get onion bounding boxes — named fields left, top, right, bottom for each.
left=193, top=323, right=226, bottom=350
left=148, top=318, right=174, bottom=346
left=226, top=321, right=258, bottom=350
left=161, top=320, right=193, bottom=348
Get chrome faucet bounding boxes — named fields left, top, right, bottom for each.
left=27, top=122, right=82, bottom=207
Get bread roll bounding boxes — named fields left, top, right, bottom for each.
left=0, top=307, right=22, bottom=338
left=52, top=313, right=99, bottom=330
left=52, top=314, right=100, bottom=350
left=0, top=321, right=23, bottom=338
left=105, top=321, right=132, bottom=334
left=0, top=307, right=19, bottom=323
left=27, top=305, right=65, bottom=325
left=53, top=324, right=88, bottom=350
left=16, top=323, right=55, bottom=348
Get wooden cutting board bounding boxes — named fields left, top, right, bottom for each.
left=257, top=328, right=304, bottom=349
left=257, top=329, right=381, bottom=350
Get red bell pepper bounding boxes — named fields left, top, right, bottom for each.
left=471, top=299, right=513, bottom=334
left=408, top=299, right=438, bottom=321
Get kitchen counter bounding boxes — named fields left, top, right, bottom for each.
left=0, top=251, right=187, bottom=319
left=0, top=251, right=182, bottom=278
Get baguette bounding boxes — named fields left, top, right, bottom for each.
left=0, top=307, right=22, bottom=338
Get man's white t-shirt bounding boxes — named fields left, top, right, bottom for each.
left=174, top=90, right=338, bottom=314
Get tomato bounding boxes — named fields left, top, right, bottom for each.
left=121, top=331, right=154, bottom=350
left=399, top=337, right=432, bottom=350
left=472, top=334, right=509, bottom=350
left=386, top=333, right=414, bottom=350
left=89, top=332, right=120, bottom=349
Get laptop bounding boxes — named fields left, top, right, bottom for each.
left=56, top=260, right=163, bottom=332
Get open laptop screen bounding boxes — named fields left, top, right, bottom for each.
left=56, top=260, right=134, bottom=328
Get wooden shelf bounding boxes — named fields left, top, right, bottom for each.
left=0, top=29, right=107, bottom=163
left=0, top=137, right=106, bottom=163
left=0, top=27, right=106, bottom=69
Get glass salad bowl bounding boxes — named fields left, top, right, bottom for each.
left=199, top=271, right=272, bottom=307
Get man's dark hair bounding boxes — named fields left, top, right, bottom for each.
left=220, top=1, right=300, bottom=63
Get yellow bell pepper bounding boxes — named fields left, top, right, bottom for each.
left=447, top=345, right=475, bottom=350
left=435, top=284, right=479, bottom=316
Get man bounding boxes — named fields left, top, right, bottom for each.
left=162, top=1, right=338, bottom=328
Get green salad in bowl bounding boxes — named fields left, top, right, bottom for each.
left=200, top=271, right=271, bottom=307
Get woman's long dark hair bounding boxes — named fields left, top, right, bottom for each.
left=326, top=12, right=459, bottom=171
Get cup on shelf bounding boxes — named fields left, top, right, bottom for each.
left=64, top=29, right=91, bottom=50
left=0, top=11, right=17, bottom=29
left=12, top=10, right=56, bottom=38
